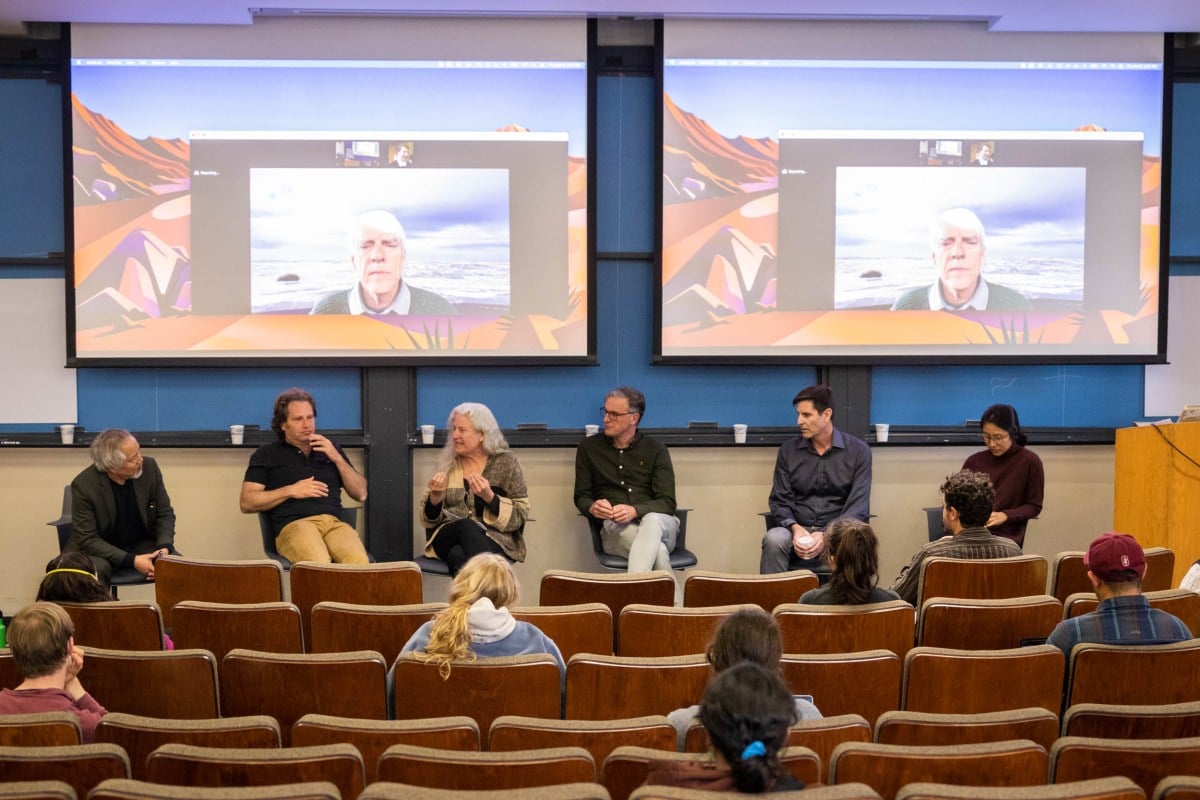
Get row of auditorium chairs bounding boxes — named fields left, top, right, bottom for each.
left=143, top=546, right=1178, bottom=635
left=12, top=777, right=1200, bottom=800
left=3, top=727, right=1200, bottom=799
left=56, top=588, right=1200, bottom=663
left=4, top=640, right=1200, bottom=731
left=7, top=698, right=1199, bottom=778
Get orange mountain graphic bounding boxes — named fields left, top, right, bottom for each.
left=663, top=92, right=778, bottom=203
left=72, top=94, right=190, bottom=205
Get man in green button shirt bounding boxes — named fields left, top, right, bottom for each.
left=574, top=386, right=679, bottom=573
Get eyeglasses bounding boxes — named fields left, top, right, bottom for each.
left=600, top=407, right=637, bottom=419
left=981, top=432, right=1010, bottom=443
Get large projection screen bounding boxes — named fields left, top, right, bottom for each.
left=67, top=18, right=590, bottom=365
left=659, top=21, right=1167, bottom=363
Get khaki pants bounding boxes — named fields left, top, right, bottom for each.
left=276, top=514, right=369, bottom=563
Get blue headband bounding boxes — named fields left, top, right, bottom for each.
left=740, top=740, right=767, bottom=761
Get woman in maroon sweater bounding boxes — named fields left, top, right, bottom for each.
left=961, top=404, right=1044, bottom=548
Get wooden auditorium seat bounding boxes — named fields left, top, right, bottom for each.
left=376, top=743, right=596, bottom=790
left=292, top=714, right=480, bottom=783
left=916, top=595, right=1062, bottom=649
left=512, top=603, right=615, bottom=660
left=489, top=714, right=675, bottom=767
left=220, top=649, right=388, bottom=744
left=58, top=601, right=165, bottom=651
left=894, top=776, right=1145, bottom=800
left=153, top=556, right=285, bottom=629
left=874, top=707, right=1060, bottom=751
left=685, top=714, right=872, bottom=784
left=144, top=743, right=364, bottom=800
left=616, top=604, right=750, bottom=657
left=779, top=650, right=902, bottom=726
left=901, top=645, right=1064, bottom=714
left=829, top=739, right=1049, bottom=800
left=94, top=712, right=281, bottom=781
left=1061, top=701, right=1200, bottom=739
left=169, top=601, right=304, bottom=660
left=1065, top=640, right=1200, bottom=709
left=565, top=654, right=710, bottom=720
left=288, top=560, right=424, bottom=645
left=74, top=647, right=220, bottom=719
left=0, top=711, right=82, bottom=747
left=0, top=744, right=130, bottom=799
left=1050, top=736, right=1200, bottom=797
left=682, top=570, right=819, bottom=610
left=391, top=652, right=562, bottom=732
left=774, top=600, right=915, bottom=658
left=308, top=601, right=446, bottom=657
left=916, top=554, right=1049, bottom=608
left=89, top=779, right=341, bottom=800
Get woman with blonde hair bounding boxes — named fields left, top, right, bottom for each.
left=421, top=402, right=530, bottom=576
left=399, top=553, right=564, bottom=680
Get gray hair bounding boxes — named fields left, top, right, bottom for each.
left=434, top=402, right=510, bottom=473
left=348, top=209, right=407, bottom=256
left=607, top=386, right=646, bottom=421
left=90, top=428, right=133, bottom=472
left=929, top=207, right=986, bottom=251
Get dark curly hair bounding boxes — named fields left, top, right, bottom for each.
left=698, top=661, right=799, bottom=793
left=271, top=387, right=316, bottom=441
left=940, top=469, right=995, bottom=529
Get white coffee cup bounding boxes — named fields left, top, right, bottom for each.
left=229, top=424, right=245, bottom=445
left=875, top=423, right=890, bottom=443
left=585, top=424, right=600, bottom=436
left=420, top=424, right=436, bottom=445
left=733, top=423, right=748, bottom=444
left=59, top=424, right=76, bottom=445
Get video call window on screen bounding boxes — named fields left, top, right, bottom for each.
left=67, top=18, right=589, bottom=364
left=659, top=20, right=1167, bottom=362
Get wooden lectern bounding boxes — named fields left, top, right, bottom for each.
left=1114, top=422, right=1200, bottom=586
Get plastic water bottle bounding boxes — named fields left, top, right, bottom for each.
left=0, top=612, right=6, bottom=648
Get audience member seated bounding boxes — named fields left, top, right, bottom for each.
left=399, top=553, right=565, bottom=681
left=890, top=470, right=1021, bottom=605
left=37, top=552, right=175, bottom=650
left=420, top=403, right=530, bottom=577
left=647, top=662, right=804, bottom=793
left=798, top=518, right=902, bottom=605
left=1047, top=532, right=1192, bottom=657
left=667, top=607, right=821, bottom=750
left=0, top=602, right=107, bottom=741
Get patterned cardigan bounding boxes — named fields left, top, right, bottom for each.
left=420, top=451, right=530, bottom=561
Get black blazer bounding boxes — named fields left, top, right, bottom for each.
left=67, top=456, right=176, bottom=567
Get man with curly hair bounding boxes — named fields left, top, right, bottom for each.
left=890, top=469, right=1021, bottom=605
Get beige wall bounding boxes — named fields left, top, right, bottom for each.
left=1, top=443, right=1113, bottom=614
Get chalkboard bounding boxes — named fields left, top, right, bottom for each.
left=1170, top=82, right=1200, bottom=258
left=0, top=79, right=63, bottom=259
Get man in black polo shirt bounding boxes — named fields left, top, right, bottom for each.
left=67, top=428, right=175, bottom=585
left=239, top=387, right=369, bottom=563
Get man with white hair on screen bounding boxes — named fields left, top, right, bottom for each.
left=891, top=207, right=1031, bottom=312
left=310, top=209, right=455, bottom=316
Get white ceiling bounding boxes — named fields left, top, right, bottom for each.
left=3, top=0, right=1200, bottom=38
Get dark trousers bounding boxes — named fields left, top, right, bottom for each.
left=430, top=519, right=508, bottom=576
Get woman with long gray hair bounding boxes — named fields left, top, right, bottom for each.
left=420, top=403, right=530, bottom=575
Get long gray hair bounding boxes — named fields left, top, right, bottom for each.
left=434, top=403, right=509, bottom=473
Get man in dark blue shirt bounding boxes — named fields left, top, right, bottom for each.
left=761, top=385, right=872, bottom=576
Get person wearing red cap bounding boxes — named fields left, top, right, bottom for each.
left=1046, top=532, right=1192, bottom=657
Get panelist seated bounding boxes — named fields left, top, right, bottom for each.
left=761, top=384, right=871, bottom=578
left=239, top=387, right=369, bottom=564
left=891, top=207, right=1031, bottom=312
left=66, top=428, right=175, bottom=586
left=310, top=209, right=455, bottom=316
left=420, top=402, right=530, bottom=577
